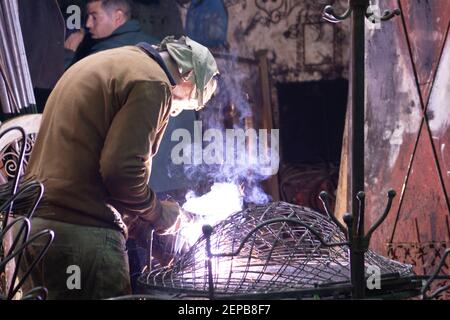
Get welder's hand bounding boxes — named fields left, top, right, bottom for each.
left=153, top=199, right=183, bottom=235
left=64, top=29, right=85, bottom=52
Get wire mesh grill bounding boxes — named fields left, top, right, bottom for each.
left=141, top=201, right=414, bottom=296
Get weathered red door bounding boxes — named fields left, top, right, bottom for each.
left=337, top=0, right=450, bottom=297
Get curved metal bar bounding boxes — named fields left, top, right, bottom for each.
left=6, top=229, right=54, bottom=299
left=343, top=213, right=353, bottom=238
left=6, top=183, right=44, bottom=299
left=4, top=182, right=44, bottom=256
left=366, top=8, right=401, bottom=22
left=21, top=286, right=48, bottom=300
left=206, top=217, right=349, bottom=259
left=364, top=190, right=396, bottom=241
left=23, top=182, right=44, bottom=220
left=0, top=229, right=54, bottom=275
left=0, top=216, right=30, bottom=249
left=323, top=4, right=352, bottom=23
left=0, top=126, right=27, bottom=230
left=145, top=229, right=155, bottom=284
left=380, top=8, right=401, bottom=21
left=0, top=218, right=31, bottom=295
left=0, top=180, right=43, bottom=214
left=319, top=191, right=348, bottom=235
left=428, top=285, right=450, bottom=300
left=3, top=217, right=31, bottom=260
left=356, top=191, right=365, bottom=237
left=421, top=248, right=450, bottom=300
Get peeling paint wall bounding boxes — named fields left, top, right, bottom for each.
left=180, top=0, right=350, bottom=84
left=337, top=0, right=450, bottom=289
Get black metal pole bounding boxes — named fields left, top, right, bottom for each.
left=322, top=0, right=400, bottom=300
left=202, top=225, right=215, bottom=299
left=350, top=0, right=369, bottom=299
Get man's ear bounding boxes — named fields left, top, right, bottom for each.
left=113, top=9, right=127, bottom=26
left=181, top=70, right=194, bottom=82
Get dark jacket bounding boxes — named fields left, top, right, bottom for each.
left=65, top=19, right=159, bottom=69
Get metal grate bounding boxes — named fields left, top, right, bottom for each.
left=140, top=202, right=414, bottom=297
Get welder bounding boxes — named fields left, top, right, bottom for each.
left=17, top=36, right=219, bottom=299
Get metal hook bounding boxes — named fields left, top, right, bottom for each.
left=366, top=7, right=401, bottom=23
left=0, top=126, right=28, bottom=230
left=322, top=4, right=352, bottom=23
left=343, top=213, right=354, bottom=241
left=364, top=190, right=396, bottom=242
left=356, top=191, right=365, bottom=238
left=319, top=191, right=347, bottom=235
left=421, top=248, right=450, bottom=299
left=380, top=8, right=401, bottom=21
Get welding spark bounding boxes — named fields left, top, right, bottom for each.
left=174, top=182, right=244, bottom=252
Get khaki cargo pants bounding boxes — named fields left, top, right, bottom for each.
left=15, top=217, right=131, bottom=300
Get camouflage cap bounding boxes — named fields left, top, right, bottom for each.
left=157, top=36, right=219, bottom=109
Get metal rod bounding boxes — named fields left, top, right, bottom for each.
left=356, top=191, right=365, bottom=238
left=421, top=248, right=450, bottom=299
left=365, top=190, right=396, bottom=240
left=321, top=0, right=401, bottom=300
left=349, top=0, right=369, bottom=299
left=147, top=229, right=155, bottom=274
left=202, top=225, right=215, bottom=300
left=319, top=191, right=348, bottom=235
left=210, top=217, right=348, bottom=259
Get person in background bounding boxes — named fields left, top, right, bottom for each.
left=64, top=0, right=158, bottom=69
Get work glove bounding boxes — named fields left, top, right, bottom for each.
left=122, top=200, right=183, bottom=248
left=153, top=199, right=183, bottom=235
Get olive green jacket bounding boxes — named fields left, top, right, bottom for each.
left=25, top=46, right=172, bottom=233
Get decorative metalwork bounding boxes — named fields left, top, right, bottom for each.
left=422, top=248, right=450, bottom=300
left=140, top=202, right=415, bottom=299
left=322, top=4, right=352, bottom=23
left=321, top=0, right=401, bottom=299
left=0, top=179, right=51, bottom=300
left=0, top=133, right=36, bottom=180
left=323, top=0, right=400, bottom=24
left=0, top=124, right=51, bottom=300
left=254, top=0, right=301, bottom=25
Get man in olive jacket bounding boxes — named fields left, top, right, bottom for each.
left=20, top=36, right=219, bottom=299
left=62, top=0, right=199, bottom=293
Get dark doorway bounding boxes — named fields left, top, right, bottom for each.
left=278, top=78, right=348, bottom=164
left=277, top=78, right=348, bottom=212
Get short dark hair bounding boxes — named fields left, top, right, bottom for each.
left=87, top=0, right=132, bottom=19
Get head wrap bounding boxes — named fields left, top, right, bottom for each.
left=157, top=36, right=219, bottom=109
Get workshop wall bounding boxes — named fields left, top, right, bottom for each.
left=177, top=0, right=351, bottom=212
left=336, top=0, right=450, bottom=294
left=180, top=0, right=350, bottom=83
